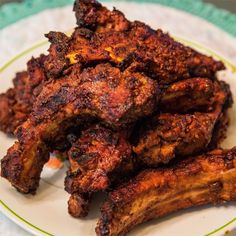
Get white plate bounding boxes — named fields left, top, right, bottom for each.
left=0, top=37, right=236, bottom=236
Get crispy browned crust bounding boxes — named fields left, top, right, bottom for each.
left=0, top=141, right=49, bottom=193
left=66, top=124, right=134, bottom=218
left=1, top=63, right=158, bottom=193
left=96, top=147, right=236, bottom=236
left=0, top=72, right=29, bottom=135
left=133, top=80, right=230, bottom=165
left=44, top=0, right=225, bottom=81
left=133, top=112, right=218, bottom=165
left=0, top=55, right=47, bottom=135
left=0, top=0, right=231, bottom=200
left=43, top=32, right=70, bottom=77
left=65, top=124, right=134, bottom=194
left=68, top=192, right=92, bottom=218
left=0, top=0, right=226, bottom=136
left=209, top=81, right=233, bottom=148
left=73, top=0, right=130, bottom=32
left=160, top=77, right=215, bottom=113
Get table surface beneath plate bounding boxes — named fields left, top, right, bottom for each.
left=0, top=0, right=236, bottom=14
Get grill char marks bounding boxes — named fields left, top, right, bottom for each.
left=0, top=55, right=47, bottom=134
left=65, top=124, right=134, bottom=194
left=1, top=63, right=158, bottom=194
left=96, top=148, right=236, bottom=236
left=65, top=124, right=135, bottom=218
left=0, top=1, right=234, bottom=233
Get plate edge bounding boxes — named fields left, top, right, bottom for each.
left=0, top=36, right=236, bottom=236
left=0, top=199, right=54, bottom=236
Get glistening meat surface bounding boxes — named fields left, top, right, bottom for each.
left=1, top=63, right=158, bottom=193
left=97, top=147, right=236, bottom=236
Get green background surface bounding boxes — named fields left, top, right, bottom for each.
left=0, top=0, right=236, bottom=13
left=0, top=0, right=236, bottom=37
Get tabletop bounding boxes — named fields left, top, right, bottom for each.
left=0, top=0, right=236, bottom=13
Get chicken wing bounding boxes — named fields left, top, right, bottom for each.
left=96, top=147, right=236, bottom=236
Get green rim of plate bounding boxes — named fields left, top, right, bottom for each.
left=0, top=200, right=53, bottom=236
left=0, top=37, right=236, bottom=236
left=0, top=0, right=236, bottom=37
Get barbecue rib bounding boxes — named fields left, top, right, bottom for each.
left=66, top=124, right=134, bottom=217
left=1, top=63, right=158, bottom=193
left=0, top=55, right=47, bottom=134
left=72, top=0, right=224, bottom=81
left=160, top=77, right=215, bottom=113
left=65, top=124, right=134, bottom=194
left=96, top=147, right=236, bottom=236
left=0, top=1, right=234, bottom=230
left=0, top=72, right=29, bottom=135
left=44, top=26, right=225, bottom=83
left=133, top=80, right=231, bottom=165
left=0, top=0, right=226, bottom=135
left=134, top=112, right=218, bottom=165
left=68, top=192, right=92, bottom=218
left=43, top=0, right=225, bottom=82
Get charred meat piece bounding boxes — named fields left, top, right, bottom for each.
left=0, top=72, right=29, bottom=135
left=133, top=81, right=230, bottom=165
left=73, top=0, right=130, bottom=32
left=133, top=112, right=218, bottom=165
left=31, top=63, right=158, bottom=127
left=65, top=124, right=134, bottom=194
left=208, top=80, right=233, bottom=148
left=96, top=147, right=236, bottom=236
left=44, top=0, right=225, bottom=81
left=45, top=27, right=224, bottom=82
left=68, top=192, right=92, bottom=218
left=66, top=124, right=134, bottom=218
left=0, top=0, right=226, bottom=135
left=0, top=55, right=47, bottom=134
left=43, top=32, right=70, bottom=77
left=1, top=63, right=158, bottom=194
left=160, top=77, right=215, bottom=113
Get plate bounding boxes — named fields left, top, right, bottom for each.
left=0, top=37, right=236, bottom=236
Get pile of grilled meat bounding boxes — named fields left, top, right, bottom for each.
left=1, top=0, right=236, bottom=235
